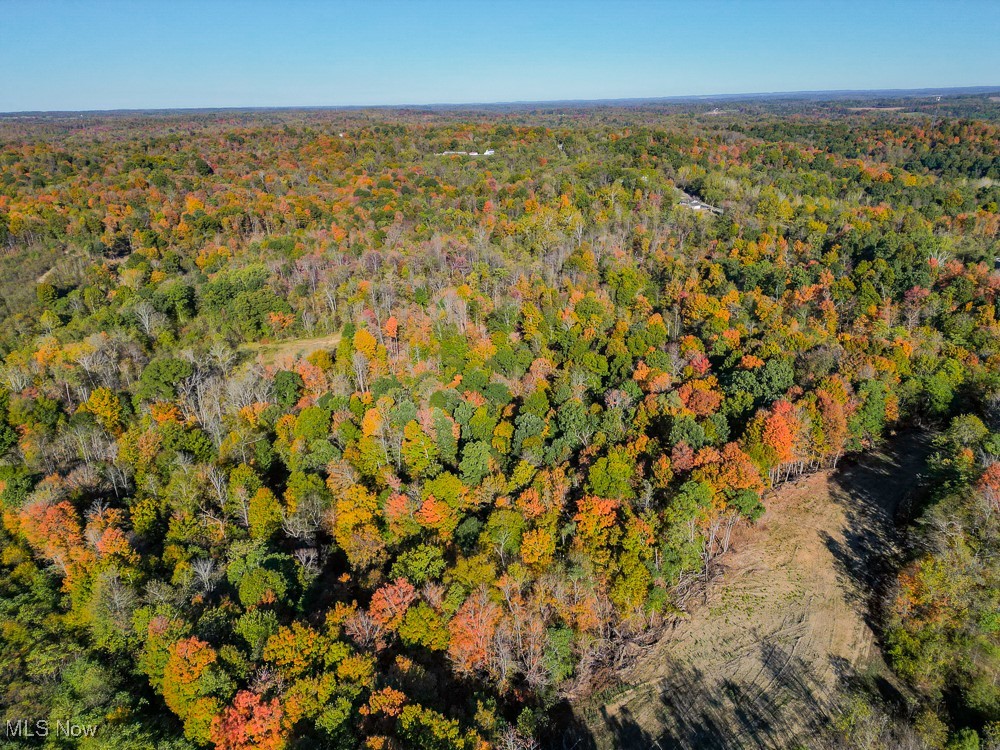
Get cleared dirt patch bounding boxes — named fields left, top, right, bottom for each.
left=575, top=432, right=932, bottom=749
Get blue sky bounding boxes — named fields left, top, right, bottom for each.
left=2, top=0, right=998, bottom=111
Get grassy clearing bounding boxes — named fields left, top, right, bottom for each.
left=243, top=331, right=342, bottom=365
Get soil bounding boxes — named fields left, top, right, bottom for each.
left=573, top=432, right=933, bottom=750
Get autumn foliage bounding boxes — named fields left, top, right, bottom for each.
left=2, top=101, right=1000, bottom=748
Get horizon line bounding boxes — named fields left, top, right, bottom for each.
left=3, top=84, right=1000, bottom=117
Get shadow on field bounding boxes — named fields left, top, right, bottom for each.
left=824, top=432, right=932, bottom=632
left=576, top=644, right=836, bottom=750
left=551, top=645, right=907, bottom=749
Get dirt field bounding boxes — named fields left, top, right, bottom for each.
left=575, top=432, right=932, bottom=750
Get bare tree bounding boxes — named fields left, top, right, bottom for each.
left=1, top=363, right=31, bottom=392
left=225, top=366, right=272, bottom=411
left=92, top=568, right=138, bottom=637
left=352, top=351, right=370, bottom=393
left=205, top=465, right=228, bottom=506
left=132, top=301, right=164, bottom=337
left=496, top=727, right=540, bottom=750
left=190, top=558, right=219, bottom=592
left=143, top=579, right=179, bottom=608
left=282, top=493, right=325, bottom=545
left=344, top=610, right=386, bottom=651
left=210, top=341, right=237, bottom=375
left=293, top=548, right=320, bottom=579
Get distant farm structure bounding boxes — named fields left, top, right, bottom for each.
left=437, top=148, right=495, bottom=157
left=677, top=190, right=723, bottom=214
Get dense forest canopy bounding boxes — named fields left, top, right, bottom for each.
left=1, top=93, right=1000, bottom=749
